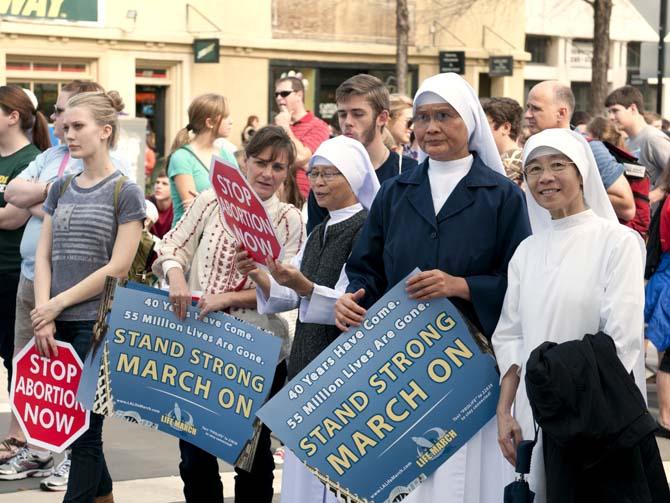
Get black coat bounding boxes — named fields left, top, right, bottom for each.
left=525, top=332, right=669, bottom=503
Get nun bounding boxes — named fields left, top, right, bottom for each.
left=235, top=134, right=379, bottom=503
left=492, top=129, right=647, bottom=502
left=335, top=73, right=531, bottom=502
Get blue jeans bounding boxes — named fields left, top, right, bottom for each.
left=55, top=320, right=113, bottom=503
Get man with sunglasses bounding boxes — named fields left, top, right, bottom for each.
left=306, top=74, right=418, bottom=233
left=273, top=77, right=329, bottom=198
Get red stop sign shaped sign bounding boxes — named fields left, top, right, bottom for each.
left=11, top=339, right=90, bottom=453
left=211, top=156, right=283, bottom=264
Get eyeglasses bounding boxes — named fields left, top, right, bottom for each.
left=307, top=169, right=343, bottom=181
left=413, top=109, right=459, bottom=125
left=274, top=90, right=295, bottom=99
left=53, top=105, right=65, bottom=116
left=524, top=161, right=576, bottom=178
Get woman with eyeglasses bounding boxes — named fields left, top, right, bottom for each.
left=153, top=125, right=304, bottom=503
left=235, top=134, right=379, bottom=503
left=167, top=93, right=237, bottom=226
left=492, top=129, right=656, bottom=501
left=335, top=73, right=531, bottom=503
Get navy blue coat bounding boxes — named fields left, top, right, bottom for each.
left=346, top=155, right=531, bottom=338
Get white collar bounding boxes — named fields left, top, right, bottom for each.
left=327, top=203, right=363, bottom=226
left=428, top=154, right=473, bottom=174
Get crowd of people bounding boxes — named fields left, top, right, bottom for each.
left=0, top=69, right=669, bottom=503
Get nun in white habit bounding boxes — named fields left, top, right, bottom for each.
left=492, top=128, right=646, bottom=502
left=336, top=73, right=530, bottom=503
left=235, top=134, right=379, bottom=503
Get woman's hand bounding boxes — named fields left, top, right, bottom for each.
left=234, top=244, right=261, bottom=278
left=167, top=268, right=191, bottom=321
left=497, top=411, right=523, bottom=467
left=334, top=289, right=367, bottom=332
left=266, top=258, right=313, bottom=297
left=405, top=270, right=470, bottom=301
left=197, top=293, right=232, bottom=317
left=31, top=297, right=65, bottom=331
left=34, top=321, right=58, bottom=358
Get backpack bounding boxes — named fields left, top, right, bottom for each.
left=58, top=174, right=156, bottom=285
left=646, top=196, right=668, bottom=279
left=586, top=138, right=650, bottom=239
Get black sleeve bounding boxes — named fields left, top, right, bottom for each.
left=306, top=189, right=329, bottom=234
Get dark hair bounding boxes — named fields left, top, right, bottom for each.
left=586, top=116, right=624, bottom=149
left=245, top=125, right=296, bottom=168
left=0, top=85, right=50, bottom=151
left=644, top=111, right=661, bottom=125
left=275, top=77, right=304, bottom=94
left=281, top=165, right=306, bottom=208
left=335, top=74, right=390, bottom=117
left=245, top=115, right=259, bottom=128
left=481, top=97, right=523, bottom=140
left=605, top=85, right=644, bottom=112
left=571, top=110, right=592, bottom=126
left=663, top=119, right=670, bottom=130
left=155, top=169, right=168, bottom=179
left=61, top=80, right=105, bottom=95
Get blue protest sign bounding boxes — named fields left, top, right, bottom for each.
left=257, top=272, right=500, bottom=502
left=79, top=282, right=282, bottom=465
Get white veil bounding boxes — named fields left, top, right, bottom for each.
left=413, top=72, right=505, bottom=175
left=522, top=128, right=618, bottom=234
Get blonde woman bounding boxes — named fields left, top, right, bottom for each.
left=31, top=91, right=145, bottom=502
left=167, top=93, right=237, bottom=225
left=387, top=93, right=413, bottom=153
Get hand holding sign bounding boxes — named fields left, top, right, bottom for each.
left=211, top=157, right=282, bottom=264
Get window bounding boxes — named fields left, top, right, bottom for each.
left=5, top=57, right=92, bottom=120
left=627, top=41, right=641, bottom=70
left=525, top=35, right=550, bottom=64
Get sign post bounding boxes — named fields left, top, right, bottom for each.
left=210, top=156, right=282, bottom=263
left=11, top=339, right=90, bottom=453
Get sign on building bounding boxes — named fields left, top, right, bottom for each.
left=0, top=0, right=100, bottom=24
left=489, top=56, right=514, bottom=77
left=193, top=39, right=220, bottom=64
left=439, top=51, right=465, bottom=75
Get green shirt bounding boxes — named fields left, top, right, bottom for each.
left=0, top=143, right=40, bottom=274
left=168, top=145, right=238, bottom=226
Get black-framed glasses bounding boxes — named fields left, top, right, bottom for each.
left=523, top=161, right=576, bottom=178
left=274, top=90, right=294, bottom=99
left=307, top=169, right=343, bottom=181
left=53, top=105, right=65, bottom=116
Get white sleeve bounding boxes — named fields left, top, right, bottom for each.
left=299, top=263, right=349, bottom=325
left=601, top=231, right=644, bottom=373
left=491, top=250, right=524, bottom=379
left=256, top=248, right=304, bottom=315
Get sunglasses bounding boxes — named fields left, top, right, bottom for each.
left=274, top=90, right=295, bottom=99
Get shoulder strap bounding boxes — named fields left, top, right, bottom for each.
left=58, top=174, right=76, bottom=198
left=113, top=176, right=129, bottom=217
left=180, top=145, right=209, bottom=172
left=398, top=152, right=403, bottom=174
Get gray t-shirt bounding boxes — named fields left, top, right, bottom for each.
left=626, top=125, right=670, bottom=186
left=44, top=171, right=145, bottom=321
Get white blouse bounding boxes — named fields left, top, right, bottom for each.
left=256, top=203, right=363, bottom=325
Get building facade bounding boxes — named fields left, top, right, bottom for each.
left=524, top=0, right=658, bottom=113
left=0, top=0, right=527, bottom=159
